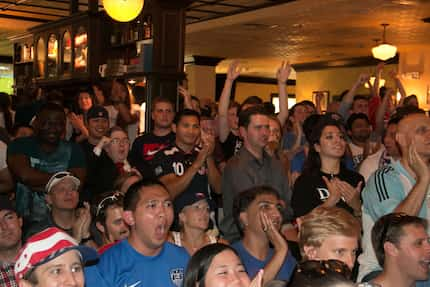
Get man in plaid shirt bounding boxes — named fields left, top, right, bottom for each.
left=0, top=195, right=22, bottom=287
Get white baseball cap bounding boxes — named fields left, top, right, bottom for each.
left=45, top=171, right=80, bottom=193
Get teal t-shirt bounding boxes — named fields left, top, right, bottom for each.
left=7, top=136, right=85, bottom=222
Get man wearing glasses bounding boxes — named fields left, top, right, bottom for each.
left=359, top=107, right=430, bottom=283
left=371, top=213, right=430, bottom=287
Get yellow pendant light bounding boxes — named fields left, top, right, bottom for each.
left=372, top=24, right=397, bottom=61
left=103, top=0, right=144, bottom=22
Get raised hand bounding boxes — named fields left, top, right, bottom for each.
left=178, top=85, right=191, bottom=99
left=358, top=73, right=370, bottom=85
left=227, top=60, right=241, bottom=81
left=276, top=61, right=291, bottom=84
left=68, top=112, right=85, bottom=130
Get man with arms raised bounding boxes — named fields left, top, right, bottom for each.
left=85, top=179, right=189, bottom=287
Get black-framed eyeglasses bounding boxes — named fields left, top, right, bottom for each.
left=297, top=259, right=352, bottom=280
left=96, top=193, right=123, bottom=217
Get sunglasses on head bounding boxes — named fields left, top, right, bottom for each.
left=297, top=259, right=352, bottom=280
left=96, top=193, right=123, bottom=217
left=53, top=171, right=72, bottom=179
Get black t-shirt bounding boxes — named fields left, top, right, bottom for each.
left=80, top=140, right=118, bottom=203
left=291, top=168, right=364, bottom=218
left=220, top=131, right=243, bottom=161
left=152, top=144, right=211, bottom=213
left=129, top=131, right=175, bottom=179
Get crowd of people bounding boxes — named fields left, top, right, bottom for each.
left=1, top=61, right=430, bottom=287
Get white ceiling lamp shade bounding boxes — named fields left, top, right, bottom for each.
left=372, top=24, right=397, bottom=61
left=103, top=0, right=144, bottom=22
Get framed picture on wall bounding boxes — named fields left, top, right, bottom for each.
left=312, top=91, right=329, bottom=112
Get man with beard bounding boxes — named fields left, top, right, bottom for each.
left=85, top=179, right=189, bottom=287
left=7, top=103, right=86, bottom=228
left=346, top=113, right=380, bottom=169
left=129, top=97, right=175, bottom=179
left=371, top=213, right=430, bottom=287
left=0, top=195, right=22, bottom=287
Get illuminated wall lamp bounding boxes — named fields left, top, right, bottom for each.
left=372, top=24, right=397, bottom=61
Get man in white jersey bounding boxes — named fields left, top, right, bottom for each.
left=359, top=107, right=430, bottom=286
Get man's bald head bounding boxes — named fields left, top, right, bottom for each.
left=396, top=110, right=430, bottom=158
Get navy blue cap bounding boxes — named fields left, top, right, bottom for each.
left=87, top=105, right=109, bottom=121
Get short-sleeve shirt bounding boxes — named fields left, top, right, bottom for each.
left=7, top=136, right=85, bottom=222
left=358, top=160, right=428, bottom=281
left=129, top=132, right=175, bottom=179
left=84, top=240, right=189, bottom=287
left=152, top=144, right=212, bottom=213
left=232, top=241, right=296, bottom=282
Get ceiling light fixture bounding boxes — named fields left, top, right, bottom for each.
left=103, top=0, right=144, bottom=22
left=372, top=24, right=397, bottom=61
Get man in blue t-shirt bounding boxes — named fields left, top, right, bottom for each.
left=85, top=179, right=189, bottom=287
left=231, top=186, right=296, bottom=284
left=7, top=103, right=86, bottom=226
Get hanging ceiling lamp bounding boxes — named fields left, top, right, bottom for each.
left=372, top=24, right=397, bottom=61
left=103, top=0, right=144, bottom=22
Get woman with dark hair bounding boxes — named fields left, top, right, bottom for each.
left=291, top=116, right=364, bottom=218
left=68, top=87, right=96, bottom=142
left=92, top=82, right=118, bottom=127
left=184, top=243, right=263, bottom=287
left=109, top=79, right=140, bottom=144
